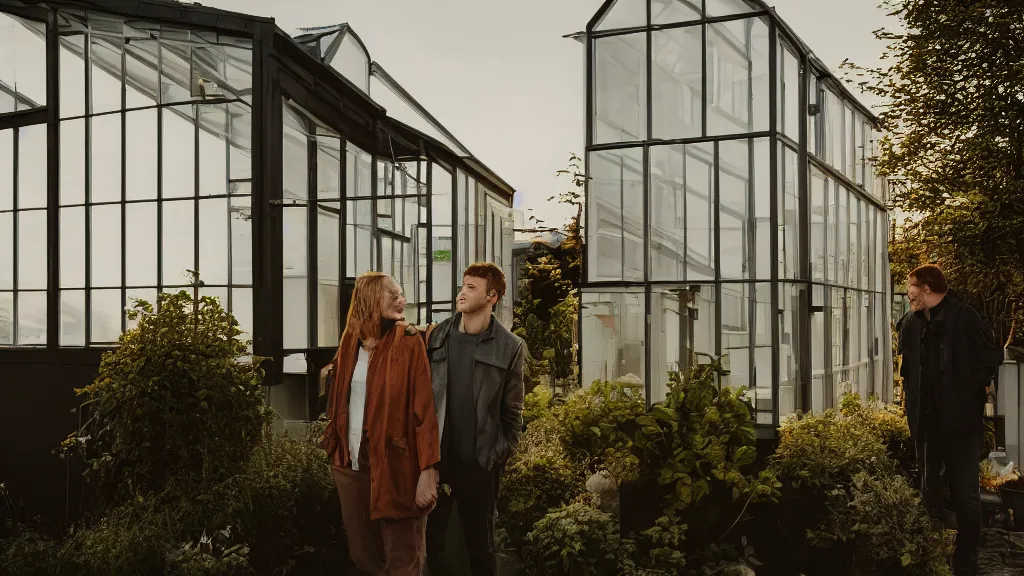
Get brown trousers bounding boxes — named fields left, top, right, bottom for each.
left=332, top=465, right=426, bottom=576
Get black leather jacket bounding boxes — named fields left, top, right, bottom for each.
left=425, top=313, right=526, bottom=471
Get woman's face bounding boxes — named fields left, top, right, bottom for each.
left=380, top=278, right=406, bottom=321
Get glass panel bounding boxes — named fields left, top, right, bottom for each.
left=431, top=164, right=453, bottom=302
left=162, top=106, right=196, bottom=199
left=855, top=116, right=865, bottom=187
left=331, top=32, right=369, bottom=93
left=60, top=289, right=86, bottom=346
left=719, top=139, right=751, bottom=280
left=318, top=203, right=341, bottom=347
left=59, top=207, right=85, bottom=289
left=228, top=103, right=252, bottom=181
left=0, top=14, right=47, bottom=113
left=283, top=109, right=309, bottom=200
left=91, top=289, right=122, bottom=344
left=753, top=139, right=771, bottom=280
left=283, top=206, right=308, bottom=349
left=593, top=33, right=647, bottom=144
left=317, top=136, right=342, bottom=200
left=651, top=285, right=718, bottom=402
left=192, top=40, right=253, bottom=103
left=782, top=44, right=799, bottom=139
left=778, top=144, right=799, bottom=279
left=125, top=108, right=158, bottom=201
left=91, top=204, right=122, bottom=288
left=91, top=35, right=123, bottom=115
left=595, top=0, right=646, bottom=30
left=347, top=199, right=373, bottom=276
left=581, top=290, right=646, bottom=392
left=17, top=210, right=46, bottom=290
left=845, top=106, right=856, bottom=180
left=721, top=283, right=752, bottom=391
left=60, top=34, right=86, bottom=118
left=456, top=172, right=468, bottom=274
left=0, top=130, right=11, bottom=212
left=779, top=282, right=804, bottom=419
left=346, top=142, right=372, bottom=198
left=652, top=26, right=702, bottom=140
left=61, top=119, right=86, bottom=206
left=199, top=198, right=229, bottom=285
left=0, top=212, right=11, bottom=290
left=811, top=292, right=826, bottom=412
left=91, top=113, right=122, bottom=204
left=232, top=287, right=253, bottom=340
left=706, top=0, right=759, bottom=17
left=807, top=76, right=818, bottom=155
left=124, top=37, right=160, bottom=109
left=18, top=124, right=47, bottom=210
left=0, top=291, right=11, bottom=345
left=836, top=186, right=848, bottom=287
left=125, top=202, right=157, bottom=287
left=651, top=0, right=701, bottom=24
left=589, top=147, right=644, bottom=282
left=707, top=18, right=770, bottom=136
left=198, top=105, right=229, bottom=197
left=810, top=167, right=827, bottom=282
left=17, top=291, right=47, bottom=345
left=159, top=34, right=192, bottom=105
left=753, top=282, right=772, bottom=422
left=230, top=196, right=252, bottom=285
left=826, top=89, right=843, bottom=172
left=849, top=196, right=860, bottom=289
left=162, top=200, right=195, bottom=286
left=831, top=288, right=849, bottom=401
left=685, top=143, right=716, bottom=281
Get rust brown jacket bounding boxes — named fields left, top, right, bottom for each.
left=322, top=321, right=440, bottom=520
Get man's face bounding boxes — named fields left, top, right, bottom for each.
left=456, top=275, right=495, bottom=314
left=380, top=278, right=407, bottom=321
left=907, top=278, right=928, bottom=312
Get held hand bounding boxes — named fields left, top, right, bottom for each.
left=415, top=468, right=439, bottom=509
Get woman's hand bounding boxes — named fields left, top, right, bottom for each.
left=415, top=467, right=439, bottom=509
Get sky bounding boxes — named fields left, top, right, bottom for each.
left=203, top=0, right=893, bottom=228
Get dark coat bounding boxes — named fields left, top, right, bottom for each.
left=322, top=321, right=440, bottom=520
left=424, top=313, right=526, bottom=471
left=896, top=291, right=1002, bottom=444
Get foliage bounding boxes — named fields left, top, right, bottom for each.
left=838, top=393, right=914, bottom=469
left=499, top=417, right=588, bottom=548
left=557, top=380, right=646, bottom=474
left=0, top=527, right=60, bottom=576
left=63, top=282, right=270, bottom=510
left=808, top=472, right=953, bottom=576
left=165, top=530, right=254, bottom=576
left=521, top=499, right=630, bottom=576
left=523, top=384, right=556, bottom=427
left=513, top=154, right=584, bottom=383
left=844, top=0, right=1024, bottom=343
left=626, top=361, right=780, bottom=573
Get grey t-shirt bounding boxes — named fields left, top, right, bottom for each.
left=445, top=328, right=481, bottom=466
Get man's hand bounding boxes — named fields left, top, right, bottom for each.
left=415, top=467, right=439, bottom=509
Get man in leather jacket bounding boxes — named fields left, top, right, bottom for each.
left=423, top=263, right=525, bottom=576
left=897, top=264, right=1002, bottom=576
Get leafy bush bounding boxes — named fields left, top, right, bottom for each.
left=771, top=409, right=896, bottom=489
left=0, top=527, right=60, bottom=576
left=64, top=288, right=270, bottom=510
left=557, top=380, right=645, bottom=471
left=499, top=417, right=587, bottom=548
left=165, top=531, right=253, bottom=576
left=523, top=384, right=555, bottom=427
left=521, top=499, right=629, bottom=576
left=808, top=472, right=953, bottom=576
left=838, top=393, right=914, bottom=469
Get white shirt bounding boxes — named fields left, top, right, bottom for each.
left=347, top=347, right=370, bottom=471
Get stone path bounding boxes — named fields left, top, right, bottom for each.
left=980, top=529, right=1024, bottom=575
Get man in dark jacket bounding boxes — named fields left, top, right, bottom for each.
left=897, top=264, right=1003, bottom=576
left=423, top=263, right=525, bottom=576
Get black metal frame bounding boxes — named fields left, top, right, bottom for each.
left=580, top=0, right=893, bottom=429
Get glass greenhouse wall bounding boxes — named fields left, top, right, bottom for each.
left=580, top=0, right=892, bottom=428
left=0, top=1, right=515, bottom=419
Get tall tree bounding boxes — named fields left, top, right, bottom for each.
left=846, top=0, right=1024, bottom=342
left=513, top=154, right=584, bottom=385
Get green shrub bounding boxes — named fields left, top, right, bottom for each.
left=56, top=499, right=180, bottom=576
left=165, top=531, right=254, bottom=576
left=838, top=393, right=914, bottom=469
left=808, top=472, right=953, bottom=576
left=557, top=380, right=646, bottom=470
left=0, top=527, right=60, bottom=576
left=771, top=409, right=896, bottom=489
left=499, top=417, right=587, bottom=548
left=521, top=499, right=628, bottom=576
left=523, top=384, right=555, bottom=427
left=64, top=288, right=270, bottom=510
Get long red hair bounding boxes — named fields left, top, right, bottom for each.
left=343, top=272, right=398, bottom=343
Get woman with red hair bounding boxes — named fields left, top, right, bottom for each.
left=322, top=272, right=440, bottom=575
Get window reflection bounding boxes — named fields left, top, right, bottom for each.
left=0, top=14, right=46, bottom=113
left=593, top=33, right=646, bottom=144
left=650, top=285, right=717, bottom=402
left=589, top=147, right=644, bottom=282
left=706, top=18, right=770, bottom=136
left=652, top=26, right=702, bottom=140
left=581, top=289, right=645, bottom=392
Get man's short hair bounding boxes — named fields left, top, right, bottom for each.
left=463, top=262, right=506, bottom=302
left=908, top=264, right=949, bottom=294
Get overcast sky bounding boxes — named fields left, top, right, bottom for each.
left=204, top=0, right=892, bottom=227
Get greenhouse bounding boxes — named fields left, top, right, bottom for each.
left=0, top=0, right=514, bottom=519
left=579, top=0, right=893, bottom=430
